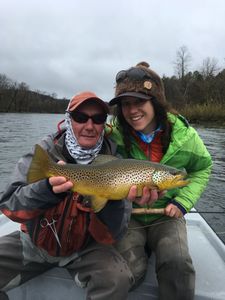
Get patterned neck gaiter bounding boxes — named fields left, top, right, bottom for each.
left=64, top=111, right=104, bottom=165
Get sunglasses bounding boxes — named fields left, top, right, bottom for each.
left=70, top=111, right=107, bottom=124
left=116, top=68, right=156, bottom=84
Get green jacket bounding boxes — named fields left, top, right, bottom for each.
left=106, top=113, right=212, bottom=224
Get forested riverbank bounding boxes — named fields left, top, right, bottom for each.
left=1, top=55, right=225, bottom=123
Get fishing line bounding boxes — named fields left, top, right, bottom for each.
left=217, top=232, right=225, bottom=235
left=191, top=211, right=225, bottom=214
left=128, top=220, right=225, bottom=240
left=129, top=208, right=225, bottom=230
left=128, top=219, right=178, bottom=230
left=128, top=214, right=225, bottom=235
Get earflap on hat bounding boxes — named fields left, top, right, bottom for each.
left=113, top=62, right=167, bottom=106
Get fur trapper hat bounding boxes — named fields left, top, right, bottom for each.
left=109, top=62, right=167, bottom=106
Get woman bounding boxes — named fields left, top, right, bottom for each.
left=107, top=62, right=212, bottom=300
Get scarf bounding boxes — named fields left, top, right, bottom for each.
left=64, top=112, right=104, bottom=165
left=136, top=125, right=162, bottom=144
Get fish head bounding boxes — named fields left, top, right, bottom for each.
left=151, top=167, right=189, bottom=190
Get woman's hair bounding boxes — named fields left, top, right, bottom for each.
left=114, top=98, right=178, bottom=156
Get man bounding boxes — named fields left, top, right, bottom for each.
left=0, top=91, right=134, bottom=300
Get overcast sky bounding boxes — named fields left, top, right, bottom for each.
left=1, top=0, right=225, bottom=100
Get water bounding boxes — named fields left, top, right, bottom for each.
left=0, top=113, right=64, bottom=189
left=194, top=125, right=225, bottom=243
left=0, top=113, right=225, bottom=243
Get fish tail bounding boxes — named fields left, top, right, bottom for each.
left=27, top=144, right=52, bottom=183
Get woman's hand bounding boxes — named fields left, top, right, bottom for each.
left=164, top=203, right=183, bottom=218
left=127, top=186, right=165, bottom=206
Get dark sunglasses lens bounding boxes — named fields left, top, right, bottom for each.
left=71, top=112, right=88, bottom=123
left=116, top=68, right=148, bottom=83
left=116, top=70, right=127, bottom=83
left=129, top=68, right=146, bottom=78
left=92, top=114, right=107, bottom=124
left=71, top=112, right=106, bottom=124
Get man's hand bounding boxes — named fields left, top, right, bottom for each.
left=127, top=186, right=165, bottom=206
left=49, top=176, right=73, bottom=193
left=48, top=160, right=73, bottom=193
left=164, top=203, right=183, bottom=218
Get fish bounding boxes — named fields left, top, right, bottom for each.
left=27, top=144, right=189, bottom=212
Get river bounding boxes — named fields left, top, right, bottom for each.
left=0, top=113, right=225, bottom=244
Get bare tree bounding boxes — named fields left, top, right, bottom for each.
left=200, top=57, right=220, bottom=79
left=6, top=81, right=19, bottom=112
left=51, top=92, right=57, bottom=99
left=0, top=73, right=14, bottom=89
left=18, top=82, right=29, bottom=91
left=173, top=45, right=192, bottom=79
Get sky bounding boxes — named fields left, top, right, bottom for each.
left=0, top=0, right=225, bottom=101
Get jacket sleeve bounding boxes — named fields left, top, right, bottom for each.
left=171, top=128, right=212, bottom=212
left=0, top=138, right=64, bottom=223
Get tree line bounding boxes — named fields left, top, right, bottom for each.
left=0, top=75, right=68, bottom=113
left=164, top=46, right=225, bottom=110
left=0, top=46, right=225, bottom=115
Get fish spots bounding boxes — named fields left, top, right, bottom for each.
left=28, top=144, right=188, bottom=212
left=152, top=170, right=173, bottom=185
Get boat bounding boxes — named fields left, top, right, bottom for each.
left=0, top=210, right=225, bottom=300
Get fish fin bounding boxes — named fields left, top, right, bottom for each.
left=91, top=196, right=108, bottom=212
left=91, top=154, right=119, bottom=165
left=27, top=144, right=51, bottom=183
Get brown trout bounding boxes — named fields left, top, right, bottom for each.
left=27, top=144, right=189, bottom=212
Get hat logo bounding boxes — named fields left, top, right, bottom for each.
left=143, top=81, right=152, bottom=90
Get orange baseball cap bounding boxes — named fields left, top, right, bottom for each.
left=67, top=91, right=109, bottom=113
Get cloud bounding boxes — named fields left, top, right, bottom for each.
left=0, top=0, right=225, bottom=99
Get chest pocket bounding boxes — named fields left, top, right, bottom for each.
left=32, top=193, right=91, bottom=257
